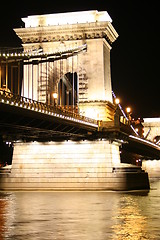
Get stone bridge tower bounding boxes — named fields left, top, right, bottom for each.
left=14, top=10, right=118, bottom=121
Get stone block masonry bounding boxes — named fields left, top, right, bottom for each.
left=0, top=140, right=149, bottom=191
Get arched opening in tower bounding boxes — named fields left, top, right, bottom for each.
left=57, top=72, right=78, bottom=108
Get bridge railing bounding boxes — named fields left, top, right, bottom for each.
left=0, top=90, right=98, bottom=127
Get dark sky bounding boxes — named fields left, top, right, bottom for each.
left=0, top=1, right=159, bottom=118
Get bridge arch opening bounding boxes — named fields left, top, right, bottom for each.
left=57, top=72, right=78, bottom=108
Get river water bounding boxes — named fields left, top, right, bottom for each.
left=0, top=181, right=160, bottom=240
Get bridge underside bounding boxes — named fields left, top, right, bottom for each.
left=0, top=101, right=98, bottom=142
left=1, top=101, right=160, bottom=160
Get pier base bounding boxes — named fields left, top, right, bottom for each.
left=142, top=160, right=160, bottom=182
left=0, top=140, right=149, bottom=191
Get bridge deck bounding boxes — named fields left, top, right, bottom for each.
left=1, top=91, right=160, bottom=159
left=0, top=91, right=98, bottom=141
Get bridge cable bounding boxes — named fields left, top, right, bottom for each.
left=112, top=91, right=139, bottom=136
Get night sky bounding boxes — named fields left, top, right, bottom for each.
left=0, top=1, right=159, bottom=118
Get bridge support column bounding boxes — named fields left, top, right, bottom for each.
left=0, top=140, right=149, bottom=191
left=78, top=100, right=115, bottom=121
left=142, top=160, right=160, bottom=182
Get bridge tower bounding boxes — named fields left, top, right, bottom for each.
left=14, top=10, right=118, bottom=121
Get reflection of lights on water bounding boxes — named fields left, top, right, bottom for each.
left=0, top=192, right=159, bottom=239
left=0, top=193, right=16, bottom=239
left=112, top=196, right=151, bottom=239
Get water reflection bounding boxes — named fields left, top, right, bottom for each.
left=112, top=195, right=150, bottom=239
left=0, top=195, right=8, bottom=239
left=0, top=183, right=160, bottom=240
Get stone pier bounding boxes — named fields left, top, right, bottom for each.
left=0, top=140, right=149, bottom=191
left=142, top=160, right=160, bottom=182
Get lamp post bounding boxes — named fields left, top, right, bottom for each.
left=115, top=98, right=120, bottom=105
left=114, top=98, right=120, bottom=126
left=53, top=92, right=58, bottom=106
left=126, top=107, right=132, bottom=124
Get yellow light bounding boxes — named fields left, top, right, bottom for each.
left=53, top=93, right=58, bottom=99
left=126, top=107, right=131, bottom=113
left=115, top=98, right=120, bottom=105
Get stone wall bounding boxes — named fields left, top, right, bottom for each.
left=142, top=160, right=160, bottom=181
left=0, top=140, right=149, bottom=191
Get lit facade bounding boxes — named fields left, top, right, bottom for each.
left=0, top=10, right=151, bottom=192
left=14, top=10, right=118, bottom=121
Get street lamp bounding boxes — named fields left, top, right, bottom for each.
left=126, top=107, right=132, bottom=124
left=126, top=107, right=131, bottom=114
left=114, top=98, right=120, bottom=126
left=115, top=98, right=120, bottom=105
left=53, top=92, right=58, bottom=106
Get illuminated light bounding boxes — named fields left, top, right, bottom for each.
left=53, top=93, right=58, bottom=99
left=22, top=10, right=112, bottom=28
left=126, top=107, right=131, bottom=113
left=115, top=98, right=120, bottom=105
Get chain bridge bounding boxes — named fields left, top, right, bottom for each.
left=0, top=10, right=159, bottom=191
